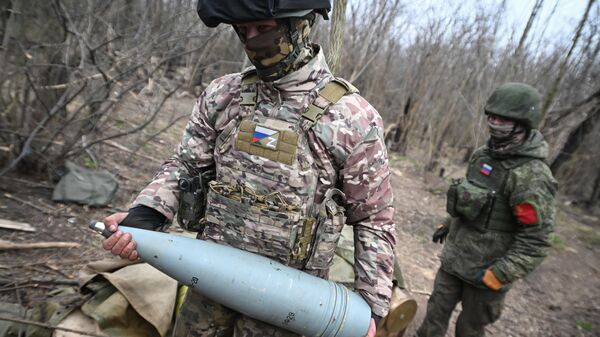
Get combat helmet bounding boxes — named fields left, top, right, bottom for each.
left=484, top=82, right=542, bottom=130
left=196, top=0, right=331, bottom=27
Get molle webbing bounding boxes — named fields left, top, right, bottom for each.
left=487, top=191, right=516, bottom=232
left=240, top=70, right=259, bottom=114
left=209, top=181, right=298, bottom=213
left=293, top=188, right=346, bottom=267
left=233, top=70, right=355, bottom=267
left=292, top=217, right=315, bottom=263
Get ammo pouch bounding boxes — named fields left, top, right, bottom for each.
left=305, top=189, right=347, bottom=270
left=204, top=181, right=302, bottom=265
left=177, top=167, right=215, bottom=232
left=446, top=178, right=495, bottom=231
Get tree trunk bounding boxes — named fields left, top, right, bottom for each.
left=327, top=0, right=347, bottom=75
left=550, top=102, right=600, bottom=173
left=511, top=0, right=543, bottom=75
left=540, top=0, right=596, bottom=122
left=1, top=0, right=21, bottom=60
left=543, top=88, right=600, bottom=166
left=590, top=171, right=600, bottom=208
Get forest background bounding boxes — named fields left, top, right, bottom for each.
left=0, top=0, right=599, bottom=336
left=0, top=0, right=598, bottom=207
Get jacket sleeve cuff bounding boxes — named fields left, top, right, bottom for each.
left=358, top=290, right=389, bottom=318
left=490, top=264, right=511, bottom=284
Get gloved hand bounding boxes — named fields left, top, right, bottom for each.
left=121, top=205, right=167, bottom=231
left=475, top=268, right=503, bottom=291
left=431, top=224, right=449, bottom=244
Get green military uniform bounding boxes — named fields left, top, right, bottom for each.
left=417, top=83, right=557, bottom=337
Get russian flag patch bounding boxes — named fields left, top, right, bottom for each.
left=252, top=125, right=279, bottom=150
left=480, top=163, right=493, bottom=176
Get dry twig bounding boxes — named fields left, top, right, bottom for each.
left=2, top=193, right=54, bottom=214
left=0, top=219, right=36, bottom=232
left=102, top=140, right=162, bottom=163
left=0, top=315, right=109, bottom=337
left=0, top=240, right=80, bottom=250
left=0, top=176, right=53, bottom=189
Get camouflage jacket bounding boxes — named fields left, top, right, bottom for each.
left=133, top=47, right=396, bottom=317
left=441, top=130, right=557, bottom=289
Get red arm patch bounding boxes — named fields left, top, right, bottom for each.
left=513, top=203, right=539, bottom=225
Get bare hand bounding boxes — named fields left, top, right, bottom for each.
left=365, top=318, right=376, bottom=337
left=101, top=212, right=139, bottom=261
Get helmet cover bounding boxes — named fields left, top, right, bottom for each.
left=197, top=0, right=331, bottom=27
left=484, top=82, right=542, bottom=129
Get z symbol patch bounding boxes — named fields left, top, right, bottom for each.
left=252, top=125, right=279, bottom=150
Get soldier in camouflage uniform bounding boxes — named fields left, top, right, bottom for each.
left=416, top=83, right=557, bottom=337
left=101, top=1, right=396, bottom=337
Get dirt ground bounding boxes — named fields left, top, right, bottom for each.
left=1, top=96, right=599, bottom=337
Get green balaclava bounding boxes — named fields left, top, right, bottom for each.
left=234, top=14, right=315, bottom=82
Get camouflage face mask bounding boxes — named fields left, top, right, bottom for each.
left=242, top=24, right=293, bottom=69
left=487, top=118, right=516, bottom=140
left=235, top=17, right=314, bottom=81
left=487, top=118, right=527, bottom=153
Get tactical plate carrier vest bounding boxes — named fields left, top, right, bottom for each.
left=201, top=70, right=356, bottom=271
left=447, top=150, right=537, bottom=232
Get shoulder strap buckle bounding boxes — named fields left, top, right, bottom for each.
left=301, top=78, right=357, bottom=126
